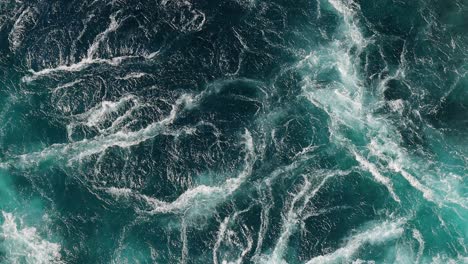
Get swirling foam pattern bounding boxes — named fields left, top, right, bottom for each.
left=0, top=0, right=466, bottom=263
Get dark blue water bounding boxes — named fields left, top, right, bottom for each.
left=0, top=0, right=466, bottom=263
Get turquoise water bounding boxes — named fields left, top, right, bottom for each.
left=0, top=0, right=466, bottom=263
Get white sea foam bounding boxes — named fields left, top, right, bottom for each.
left=353, top=151, right=400, bottom=203
left=302, top=205, right=353, bottom=220
left=13, top=93, right=196, bottom=167
left=106, top=129, right=257, bottom=216
left=251, top=158, right=314, bottom=260
left=75, top=94, right=139, bottom=128
left=412, top=229, right=425, bottom=263
left=253, top=187, right=273, bottom=259
left=8, top=7, right=38, bottom=51
left=20, top=12, right=157, bottom=83
left=305, top=220, right=405, bottom=264
left=265, top=176, right=313, bottom=264
left=327, top=0, right=367, bottom=50
left=12, top=81, right=251, bottom=167
left=87, top=12, right=120, bottom=59
left=0, top=212, right=63, bottom=264
left=51, top=79, right=84, bottom=93
left=299, top=0, right=444, bottom=207
left=212, top=207, right=255, bottom=264
left=144, top=50, right=160, bottom=59
left=145, top=129, right=256, bottom=214
left=366, top=138, right=436, bottom=203
left=213, top=217, right=230, bottom=264
left=22, top=55, right=137, bottom=83
left=389, top=163, right=435, bottom=202
left=106, top=187, right=134, bottom=197
left=116, top=72, right=147, bottom=80
left=161, top=0, right=206, bottom=32
left=388, top=99, right=405, bottom=114
left=431, top=254, right=468, bottom=264
left=259, top=170, right=348, bottom=264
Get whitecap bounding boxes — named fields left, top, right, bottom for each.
left=0, top=212, right=63, bottom=264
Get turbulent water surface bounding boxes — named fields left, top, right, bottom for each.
left=0, top=0, right=467, bottom=263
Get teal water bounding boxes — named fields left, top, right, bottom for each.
left=0, top=0, right=467, bottom=263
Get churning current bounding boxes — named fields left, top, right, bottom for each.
left=0, top=0, right=466, bottom=263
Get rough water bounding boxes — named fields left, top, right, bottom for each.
left=0, top=0, right=467, bottom=263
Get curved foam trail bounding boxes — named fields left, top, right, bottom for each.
left=305, top=220, right=405, bottom=264
left=389, top=163, right=435, bottom=203
left=252, top=162, right=349, bottom=261
left=8, top=94, right=196, bottom=167
left=212, top=207, right=254, bottom=264
left=8, top=7, right=38, bottom=51
left=266, top=176, right=313, bottom=264
left=364, top=121, right=437, bottom=204
left=86, top=12, right=120, bottom=59
left=251, top=156, right=326, bottom=260
left=116, top=72, right=147, bottom=80
left=146, top=129, right=256, bottom=214
left=213, top=217, right=230, bottom=264
left=20, top=12, right=158, bottom=83
left=254, top=187, right=273, bottom=259
left=108, top=129, right=256, bottom=215
left=412, top=229, right=425, bottom=264
left=73, top=94, right=139, bottom=128
left=367, top=137, right=440, bottom=204
left=353, top=151, right=400, bottom=203
left=237, top=235, right=254, bottom=264
left=302, top=205, right=353, bottom=220
left=51, top=79, right=84, bottom=93
left=180, top=220, right=188, bottom=264
left=22, top=55, right=138, bottom=83
left=262, top=170, right=350, bottom=264
left=0, top=212, right=63, bottom=264
left=69, top=94, right=152, bottom=137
